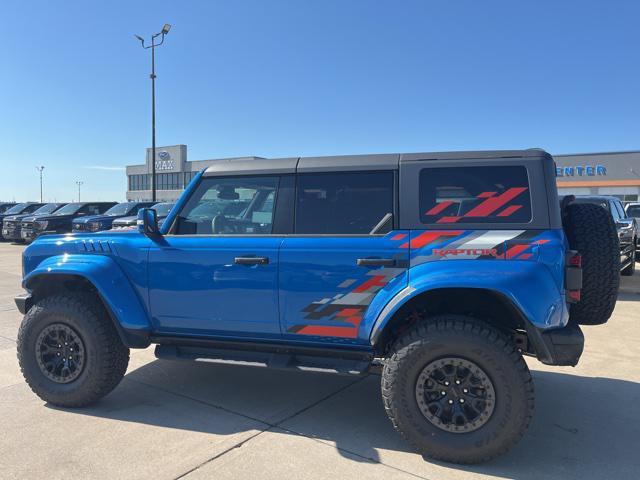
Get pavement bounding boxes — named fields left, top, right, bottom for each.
left=0, top=242, right=639, bottom=480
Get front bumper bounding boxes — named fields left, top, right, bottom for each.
left=15, top=293, right=32, bottom=314
left=20, top=227, right=45, bottom=242
left=2, top=226, right=23, bottom=241
left=529, top=321, right=584, bottom=367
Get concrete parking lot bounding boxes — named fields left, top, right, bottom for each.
left=0, top=242, right=638, bottom=480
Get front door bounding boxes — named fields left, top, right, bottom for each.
left=279, top=170, right=408, bottom=344
left=148, top=175, right=283, bottom=339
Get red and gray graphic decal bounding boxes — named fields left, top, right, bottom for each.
left=288, top=263, right=406, bottom=339
left=426, top=187, right=529, bottom=224
left=289, top=229, right=554, bottom=338
left=399, top=229, right=553, bottom=265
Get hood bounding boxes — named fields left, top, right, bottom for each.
left=31, top=214, right=76, bottom=222
left=4, top=212, right=53, bottom=222
left=112, top=215, right=137, bottom=226
left=73, top=214, right=116, bottom=225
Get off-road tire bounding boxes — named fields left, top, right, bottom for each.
left=621, top=246, right=635, bottom=276
left=562, top=202, right=619, bottom=324
left=381, top=315, right=534, bottom=464
left=17, top=293, right=129, bottom=407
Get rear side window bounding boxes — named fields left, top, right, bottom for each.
left=295, top=172, right=394, bottom=234
left=419, top=166, right=532, bottom=225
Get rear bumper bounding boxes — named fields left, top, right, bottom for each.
left=528, top=321, right=584, bottom=366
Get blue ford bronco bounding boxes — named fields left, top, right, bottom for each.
left=15, top=150, right=620, bottom=464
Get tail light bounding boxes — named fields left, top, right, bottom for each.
left=565, top=250, right=582, bottom=303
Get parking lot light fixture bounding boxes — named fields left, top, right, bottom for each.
left=134, top=23, right=172, bottom=202
left=75, top=180, right=84, bottom=202
left=36, top=166, right=45, bottom=202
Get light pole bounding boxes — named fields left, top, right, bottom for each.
left=135, top=23, right=172, bottom=202
left=76, top=181, right=84, bottom=202
left=36, top=166, right=45, bottom=202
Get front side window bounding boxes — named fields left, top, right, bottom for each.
left=82, top=204, right=104, bottom=215
left=419, top=166, right=532, bottom=224
left=295, top=172, right=394, bottom=234
left=174, top=176, right=279, bottom=235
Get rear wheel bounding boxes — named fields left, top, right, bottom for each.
left=17, top=293, right=129, bottom=407
left=562, top=202, right=619, bottom=325
left=381, top=315, right=534, bottom=464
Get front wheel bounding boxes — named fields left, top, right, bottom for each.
left=381, top=315, right=534, bottom=464
left=17, top=293, right=130, bottom=407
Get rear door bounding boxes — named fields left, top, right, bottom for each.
left=279, top=169, right=409, bottom=345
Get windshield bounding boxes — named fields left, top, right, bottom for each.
left=33, top=203, right=63, bottom=215
left=104, top=203, right=136, bottom=216
left=627, top=205, right=640, bottom=218
left=53, top=203, right=83, bottom=215
left=5, top=203, right=31, bottom=214
left=152, top=203, right=175, bottom=216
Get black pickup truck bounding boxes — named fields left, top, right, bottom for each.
left=21, top=202, right=116, bottom=243
left=0, top=203, right=44, bottom=239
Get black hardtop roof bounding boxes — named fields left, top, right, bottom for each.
left=202, top=149, right=550, bottom=177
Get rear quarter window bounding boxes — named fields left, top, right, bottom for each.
left=419, top=166, right=532, bottom=224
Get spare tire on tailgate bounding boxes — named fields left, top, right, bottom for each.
left=562, top=202, right=619, bottom=325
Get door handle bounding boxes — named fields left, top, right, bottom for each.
left=356, top=258, right=396, bottom=267
left=234, top=256, right=270, bottom=265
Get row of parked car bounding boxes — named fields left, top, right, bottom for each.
left=0, top=201, right=175, bottom=242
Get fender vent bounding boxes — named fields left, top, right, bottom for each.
left=79, top=239, right=113, bottom=253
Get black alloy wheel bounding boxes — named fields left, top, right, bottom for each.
left=415, top=357, right=495, bottom=433
left=35, top=323, right=85, bottom=383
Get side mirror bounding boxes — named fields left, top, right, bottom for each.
left=137, top=208, right=159, bottom=235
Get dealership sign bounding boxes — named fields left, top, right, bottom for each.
left=155, top=151, right=175, bottom=171
left=556, top=165, right=607, bottom=177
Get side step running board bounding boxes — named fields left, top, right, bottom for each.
left=154, top=344, right=373, bottom=376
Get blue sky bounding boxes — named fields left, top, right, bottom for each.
left=1, top=0, right=639, bottom=202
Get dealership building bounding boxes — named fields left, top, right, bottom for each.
left=126, top=145, right=640, bottom=204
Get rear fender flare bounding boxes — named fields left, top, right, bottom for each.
left=369, top=260, right=568, bottom=346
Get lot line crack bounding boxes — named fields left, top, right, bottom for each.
left=274, top=373, right=370, bottom=427
left=126, top=378, right=269, bottom=426
left=165, top=374, right=369, bottom=479
left=173, top=428, right=270, bottom=480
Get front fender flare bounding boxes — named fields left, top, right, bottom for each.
left=23, top=254, right=151, bottom=348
